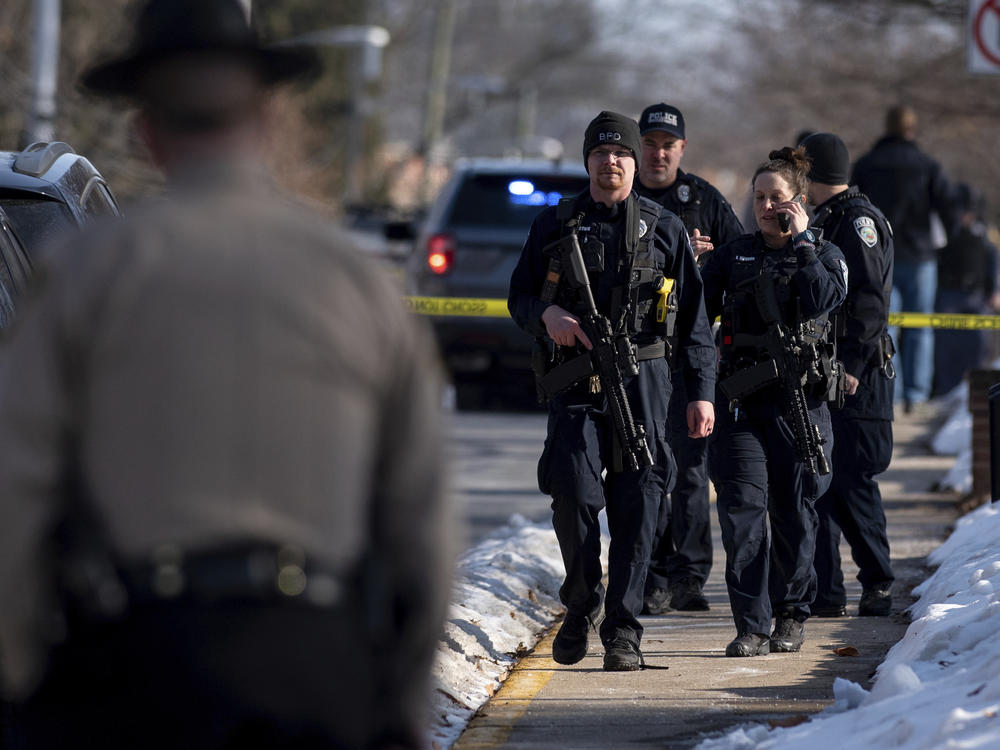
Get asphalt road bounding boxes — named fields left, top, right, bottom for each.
left=446, top=409, right=551, bottom=547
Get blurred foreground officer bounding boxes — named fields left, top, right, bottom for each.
left=634, top=102, right=743, bottom=614
left=803, top=133, right=895, bottom=619
left=509, top=112, right=715, bottom=671
left=700, top=147, right=846, bottom=657
left=0, top=1, right=453, bottom=748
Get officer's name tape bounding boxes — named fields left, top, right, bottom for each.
left=404, top=296, right=1000, bottom=330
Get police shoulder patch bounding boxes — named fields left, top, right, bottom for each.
left=638, top=219, right=648, bottom=238
left=854, top=216, right=878, bottom=248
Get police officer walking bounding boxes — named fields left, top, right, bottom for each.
left=634, top=102, right=743, bottom=614
left=802, top=133, right=896, bottom=619
left=0, top=1, right=453, bottom=747
left=700, top=146, right=847, bottom=657
left=509, top=111, right=715, bottom=671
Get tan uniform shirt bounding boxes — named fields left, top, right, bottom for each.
left=0, top=162, right=452, bottom=699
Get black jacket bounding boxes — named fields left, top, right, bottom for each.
left=851, top=135, right=955, bottom=263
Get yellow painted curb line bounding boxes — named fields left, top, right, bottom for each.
left=452, top=628, right=560, bottom=749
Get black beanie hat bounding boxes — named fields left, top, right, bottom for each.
left=582, top=111, right=641, bottom=169
left=801, top=132, right=850, bottom=186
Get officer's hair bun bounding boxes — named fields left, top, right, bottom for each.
left=753, top=145, right=811, bottom=195
left=767, top=146, right=810, bottom=173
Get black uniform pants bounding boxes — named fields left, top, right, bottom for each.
left=7, top=600, right=416, bottom=750
left=646, top=368, right=712, bottom=594
left=538, top=358, right=675, bottom=648
left=814, top=414, right=894, bottom=608
left=708, top=400, right=833, bottom=637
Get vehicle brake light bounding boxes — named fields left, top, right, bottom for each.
left=427, top=233, right=455, bottom=275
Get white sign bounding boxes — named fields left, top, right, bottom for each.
left=969, top=0, right=1000, bottom=75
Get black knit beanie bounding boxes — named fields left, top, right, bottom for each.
left=801, top=132, right=850, bottom=186
left=582, top=111, right=641, bottom=170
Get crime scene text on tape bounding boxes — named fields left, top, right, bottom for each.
left=889, top=312, right=1000, bottom=330
left=404, top=296, right=510, bottom=318
left=405, top=297, right=1000, bottom=330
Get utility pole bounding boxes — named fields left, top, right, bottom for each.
left=419, top=0, right=457, bottom=204
left=27, top=0, right=61, bottom=145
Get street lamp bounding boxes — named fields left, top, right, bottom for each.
left=275, top=26, right=391, bottom=204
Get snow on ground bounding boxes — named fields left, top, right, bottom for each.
left=428, top=515, right=565, bottom=749
left=694, top=500, right=1000, bottom=750
left=429, top=386, right=1000, bottom=749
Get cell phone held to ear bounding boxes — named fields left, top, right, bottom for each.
left=778, top=195, right=805, bottom=233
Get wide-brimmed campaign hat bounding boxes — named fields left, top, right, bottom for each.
left=81, top=0, right=318, bottom=97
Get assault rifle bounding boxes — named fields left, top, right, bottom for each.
left=538, top=232, right=653, bottom=472
left=718, top=274, right=831, bottom=475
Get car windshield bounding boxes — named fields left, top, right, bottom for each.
left=0, top=196, right=77, bottom=254
left=446, top=173, right=588, bottom=230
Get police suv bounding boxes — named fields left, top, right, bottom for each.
left=406, top=157, right=589, bottom=409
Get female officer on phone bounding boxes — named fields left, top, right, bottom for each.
left=699, top=146, right=847, bottom=658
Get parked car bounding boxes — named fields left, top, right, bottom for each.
left=0, top=141, right=121, bottom=326
left=406, top=157, right=589, bottom=409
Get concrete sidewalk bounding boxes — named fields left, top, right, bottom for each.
left=454, top=406, right=960, bottom=750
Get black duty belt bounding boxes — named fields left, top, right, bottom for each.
left=119, top=542, right=345, bottom=609
left=538, top=340, right=665, bottom=399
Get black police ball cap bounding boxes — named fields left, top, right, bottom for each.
left=80, top=0, right=319, bottom=97
left=638, top=103, right=685, bottom=140
left=583, top=111, right=641, bottom=171
left=801, top=132, right=850, bottom=186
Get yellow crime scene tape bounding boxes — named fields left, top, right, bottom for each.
left=404, top=296, right=511, bottom=318
left=889, top=312, right=1000, bottom=330
left=405, top=297, right=1000, bottom=330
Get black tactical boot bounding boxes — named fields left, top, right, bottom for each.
left=641, top=586, right=672, bottom=615
left=602, top=638, right=644, bottom=671
left=552, top=595, right=604, bottom=665
left=725, top=632, right=770, bottom=657
left=669, top=576, right=710, bottom=611
left=859, top=584, right=892, bottom=616
left=811, top=602, right=847, bottom=618
left=769, top=618, right=805, bottom=652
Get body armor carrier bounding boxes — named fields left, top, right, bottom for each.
left=718, top=259, right=843, bottom=408
left=531, top=193, right=677, bottom=400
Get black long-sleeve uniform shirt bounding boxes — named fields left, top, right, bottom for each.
left=811, top=186, right=893, bottom=379
left=508, top=190, right=716, bottom=403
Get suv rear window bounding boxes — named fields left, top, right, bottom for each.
left=446, top=173, right=588, bottom=230
left=0, top=196, right=76, bottom=253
